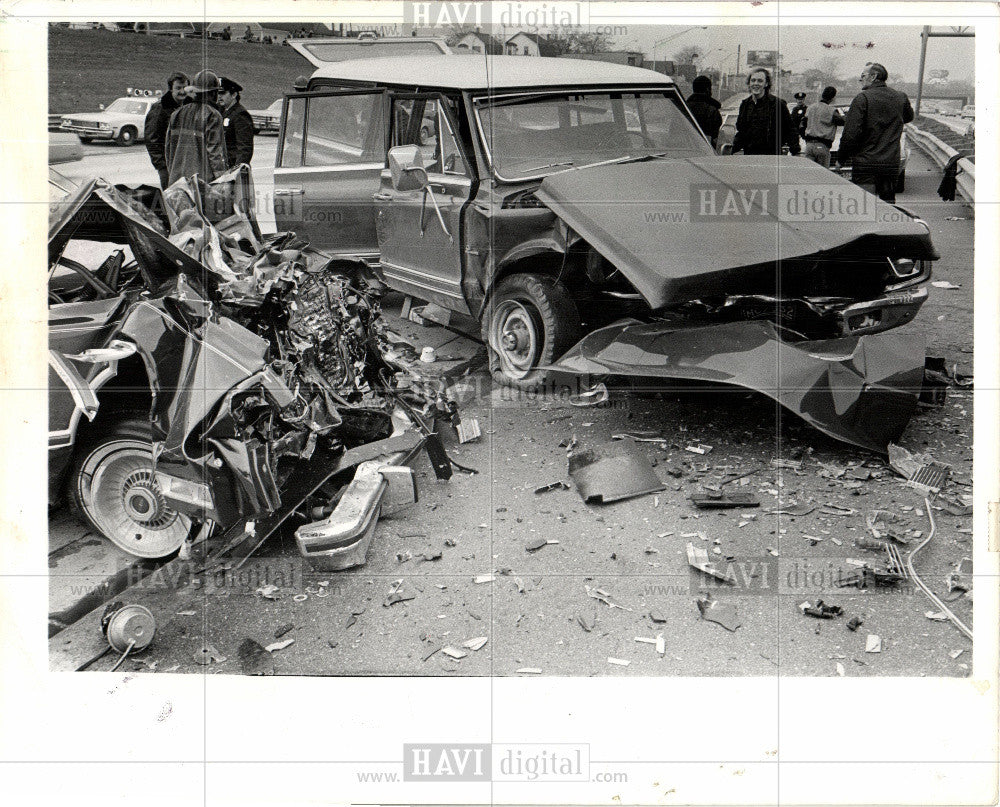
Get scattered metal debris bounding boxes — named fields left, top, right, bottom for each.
left=568, top=440, right=665, bottom=504
left=607, top=657, right=630, bottom=667
left=194, top=643, right=226, bottom=665
left=534, top=480, right=570, bottom=494
left=685, top=443, right=713, bottom=455
left=864, top=634, right=882, bottom=653
left=690, top=491, right=760, bottom=509
left=456, top=418, right=482, bottom=444
left=441, top=646, right=468, bottom=660
left=237, top=639, right=274, bottom=675
left=696, top=594, right=740, bottom=632
left=686, top=543, right=735, bottom=585
left=264, top=638, right=294, bottom=653
left=569, top=382, right=609, bottom=407
left=799, top=600, right=844, bottom=619
left=846, top=617, right=864, bottom=632
left=585, top=585, right=632, bottom=611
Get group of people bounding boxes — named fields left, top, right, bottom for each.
left=144, top=70, right=255, bottom=189
left=685, top=62, right=914, bottom=202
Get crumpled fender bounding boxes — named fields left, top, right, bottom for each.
left=548, top=319, right=926, bottom=454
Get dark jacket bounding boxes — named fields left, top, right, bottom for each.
left=789, top=104, right=808, bottom=136
left=838, top=80, right=914, bottom=172
left=165, top=100, right=228, bottom=186
left=222, top=102, right=255, bottom=168
left=144, top=92, right=185, bottom=172
left=685, top=91, right=723, bottom=145
left=732, top=93, right=800, bottom=155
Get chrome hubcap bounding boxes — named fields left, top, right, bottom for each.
left=492, top=301, right=539, bottom=379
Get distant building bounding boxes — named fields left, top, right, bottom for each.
left=504, top=31, right=559, bottom=56
left=454, top=31, right=505, bottom=55
left=562, top=50, right=645, bottom=67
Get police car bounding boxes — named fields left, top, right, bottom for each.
left=59, top=88, right=158, bottom=146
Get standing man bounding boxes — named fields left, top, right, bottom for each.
left=165, top=70, right=228, bottom=187
left=686, top=75, right=723, bottom=148
left=789, top=91, right=809, bottom=138
left=219, top=77, right=255, bottom=168
left=730, top=68, right=800, bottom=156
left=801, top=86, right=845, bottom=168
left=144, top=72, right=189, bottom=189
left=837, top=63, right=913, bottom=202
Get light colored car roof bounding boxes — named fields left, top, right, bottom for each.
left=310, top=55, right=675, bottom=91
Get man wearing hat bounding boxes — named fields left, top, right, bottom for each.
left=219, top=77, right=255, bottom=168
left=164, top=69, right=228, bottom=186
left=790, top=91, right=808, bottom=138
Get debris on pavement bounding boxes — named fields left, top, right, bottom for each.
left=516, top=668, right=542, bottom=674
left=441, top=646, right=468, bottom=660
left=607, top=657, right=631, bottom=667
left=656, top=634, right=666, bottom=656
left=462, top=637, right=488, bottom=651
left=925, top=611, right=950, bottom=622
left=686, top=543, right=735, bottom=585
left=384, top=579, right=416, bottom=606
left=237, top=639, right=274, bottom=676
left=274, top=624, right=295, bottom=639
left=847, top=617, right=864, bottom=632
left=931, top=280, right=961, bottom=290
left=690, top=491, right=760, bottom=509
left=264, top=638, right=295, bottom=653
left=256, top=585, right=280, bottom=600
left=696, top=594, right=741, bottom=632
left=193, top=643, right=226, bottom=665
left=685, top=443, right=713, bottom=455
left=474, top=574, right=495, bottom=584
left=456, top=418, right=482, bottom=444
left=649, top=611, right=667, bottom=624
left=950, top=649, right=966, bottom=660
left=525, top=538, right=549, bottom=552
left=534, top=480, right=570, bottom=494
left=799, top=600, right=844, bottom=619
left=568, top=439, right=665, bottom=504
left=836, top=662, right=846, bottom=677
left=887, top=443, right=951, bottom=493
left=771, top=457, right=803, bottom=470
left=569, top=382, right=609, bottom=407
left=576, top=614, right=596, bottom=632
left=865, top=634, right=882, bottom=653
left=585, top=585, right=632, bottom=611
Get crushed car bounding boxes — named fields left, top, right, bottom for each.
left=48, top=166, right=455, bottom=567
left=273, top=55, right=939, bottom=453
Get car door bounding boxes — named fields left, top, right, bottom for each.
left=374, top=93, right=473, bottom=312
left=273, top=89, right=387, bottom=258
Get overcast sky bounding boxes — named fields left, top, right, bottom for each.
left=608, top=25, right=975, bottom=82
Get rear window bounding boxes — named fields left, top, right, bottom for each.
left=295, top=40, right=446, bottom=63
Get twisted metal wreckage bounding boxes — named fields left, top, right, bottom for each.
left=48, top=167, right=469, bottom=572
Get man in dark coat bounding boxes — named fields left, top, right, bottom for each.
left=686, top=75, right=723, bottom=148
left=218, top=76, right=255, bottom=168
left=789, top=91, right=808, bottom=137
left=165, top=70, right=228, bottom=187
left=144, top=72, right=189, bottom=189
left=838, top=62, right=913, bottom=202
left=731, top=68, right=800, bottom=156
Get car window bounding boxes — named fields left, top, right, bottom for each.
left=282, top=93, right=385, bottom=168
left=392, top=97, right=466, bottom=177
left=105, top=99, right=147, bottom=115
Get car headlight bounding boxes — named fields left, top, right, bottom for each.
left=99, top=122, right=112, bottom=130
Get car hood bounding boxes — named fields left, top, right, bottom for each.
left=534, top=157, right=938, bottom=308
left=63, top=111, right=113, bottom=123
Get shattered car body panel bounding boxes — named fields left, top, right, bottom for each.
left=49, top=169, right=440, bottom=564
left=533, top=157, right=939, bottom=310
left=550, top=319, right=926, bottom=454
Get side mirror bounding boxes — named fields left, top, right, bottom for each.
left=99, top=103, right=106, bottom=111
left=388, top=145, right=429, bottom=193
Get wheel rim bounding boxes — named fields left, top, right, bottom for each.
left=120, top=129, right=134, bottom=144
left=78, top=439, right=189, bottom=558
left=491, top=300, right=541, bottom=380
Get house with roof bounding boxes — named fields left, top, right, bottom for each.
left=562, top=50, right=645, bottom=68
left=504, top=31, right=559, bottom=56
left=454, top=31, right=505, bottom=55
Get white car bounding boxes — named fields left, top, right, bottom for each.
left=248, top=99, right=282, bottom=134
left=960, top=104, right=975, bottom=119
left=60, top=95, right=155, bottom=146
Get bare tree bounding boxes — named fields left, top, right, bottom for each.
left=673, top=44, right=703, bottom=65
left=815, top=55, right=842, bottom=82
left=544, top=29, right=614, bottom=55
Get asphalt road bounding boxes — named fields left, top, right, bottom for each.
left=48, top=146, right=976, bottom=676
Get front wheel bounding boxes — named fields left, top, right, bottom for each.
left=69, top=417, right=190, bottom=558
left=116, top=126, right=137, bottom=146
left=482, top=273, right=580, bottom=389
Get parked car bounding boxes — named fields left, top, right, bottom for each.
left=59, top=92, right=156, bottom=145
left=48, top=167, right=442, bottom=564
left=248, top=99, right=282, bottom=134
left=960, top=104, right=975, bottom=119
left=273, top=55, right=939, bottom=452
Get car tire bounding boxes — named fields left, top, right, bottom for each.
left=69, top=416, right=190, bottom=559
left=482, top=273, right=580, bottom=390
left=895, top=170, right=905, bottom=193
left=116, top=126, right=138, bottom=146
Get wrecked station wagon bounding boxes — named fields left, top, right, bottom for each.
left=48, top=167, right=455, bottom=566
left=273, top=55, right=939, bottom=453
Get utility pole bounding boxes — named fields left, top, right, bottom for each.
left=915, top=26, right=973, bottom=116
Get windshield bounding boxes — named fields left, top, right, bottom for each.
left=476, top=90, right=714, bottom=180
left=105, top=99, right=148, bottom=115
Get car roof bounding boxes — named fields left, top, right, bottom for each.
left=309, top=55, right=675, bottom=91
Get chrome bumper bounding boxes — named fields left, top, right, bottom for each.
left=294, top=455, right=418, bottom=571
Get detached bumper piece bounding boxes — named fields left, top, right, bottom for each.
left=295, top=460, right=417, bottom=571
left=549, top=319, right=927, bottom=454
